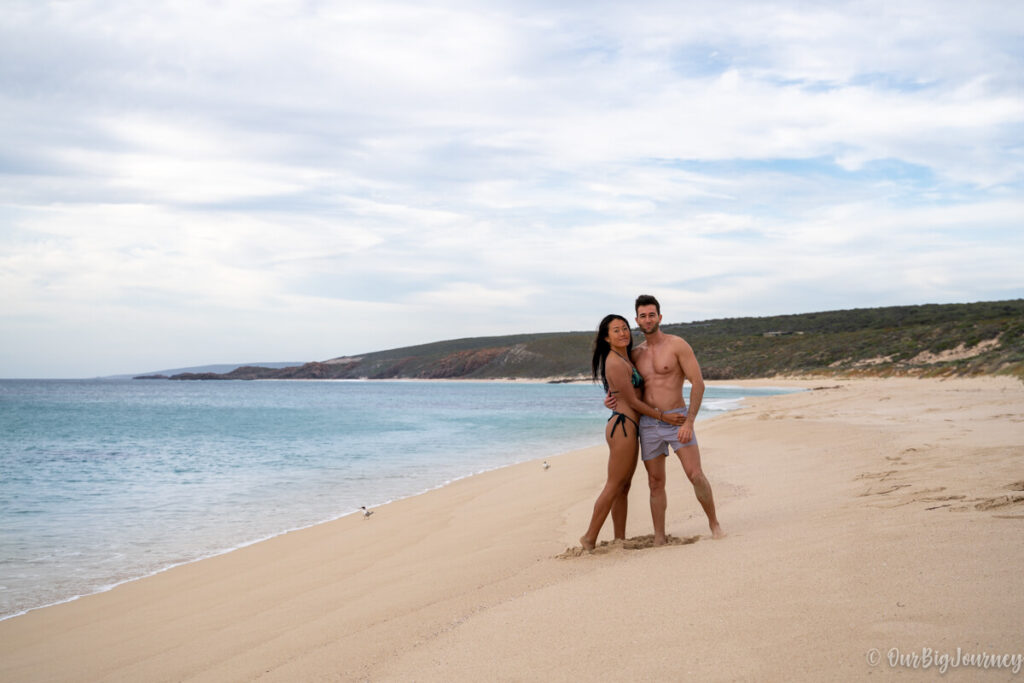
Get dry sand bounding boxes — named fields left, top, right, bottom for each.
left=2, top=377, right=1022, bottom=681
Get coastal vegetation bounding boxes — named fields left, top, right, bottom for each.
left=151, top=299, right=1024, bottom=382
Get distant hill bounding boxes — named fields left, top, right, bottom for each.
left=123, top=362, right=307, bottom=380
left=151, top=299, right=1024, bottom=382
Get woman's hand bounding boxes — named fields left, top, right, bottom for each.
left=662, top=411, right=686, bottom=426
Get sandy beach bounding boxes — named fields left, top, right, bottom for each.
left=2, top=376, right=1022, bottom=681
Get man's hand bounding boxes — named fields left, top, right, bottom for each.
left=604, top=392, right=618, bottom=411
left=677, top=422, right=694, bottom=444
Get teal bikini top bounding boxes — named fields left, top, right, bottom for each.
left=612, top=351, right=644, bottom=389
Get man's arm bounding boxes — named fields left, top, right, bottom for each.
left=603, top=391, right=617, bottom=411
left=676, top=338, right=705, bottom=443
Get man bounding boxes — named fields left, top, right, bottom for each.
left=607, top=294, right=724, bottom=543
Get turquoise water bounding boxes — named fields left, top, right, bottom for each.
left=0, top=379, right=798, bottom=619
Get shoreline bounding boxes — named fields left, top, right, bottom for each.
left=0, top=381, right=796, bottom=623
left=0, top=443, right=583, bottom=625
left=0, top=441, right=574, bottom=624
left=2, top=376, right=1021, bottom=680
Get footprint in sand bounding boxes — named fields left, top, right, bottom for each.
left=621, top=534, right=701, bottom=550
left=558, top=534, right=701, bottom=558
left=858, top=484, right=912, bottom=497
left=974, top=494, right=1024, bottom=511
left=913, top=488, right=966, bottom=504
left=855, top=470, right=899, bottom=481
left=908, top=482, right=1024, bottom=513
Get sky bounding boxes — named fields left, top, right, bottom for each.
left=2, top=0, right=1022, bottom=378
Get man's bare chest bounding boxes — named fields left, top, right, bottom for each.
left=635, top=346, right=679, bottom=378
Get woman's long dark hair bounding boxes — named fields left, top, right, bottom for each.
left=592, top=314, right=634, bottom=391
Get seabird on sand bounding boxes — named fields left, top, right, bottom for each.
left=543, top=461, right=550, bottom=470
left=360, top=506, right=373, bottom=518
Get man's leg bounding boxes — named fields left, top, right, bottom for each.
left=642, top=455, right=668, bottom=545
left=675, top=444, right=724, bottom=539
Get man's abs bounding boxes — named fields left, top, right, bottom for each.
left=641, top=376, right=687, bottom=412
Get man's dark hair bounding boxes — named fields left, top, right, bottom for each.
left=634, top=294, right=660, bottom=314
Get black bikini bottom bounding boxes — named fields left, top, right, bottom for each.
left=607, top=411, right=639, bottom=439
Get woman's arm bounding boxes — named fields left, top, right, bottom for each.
left=605, top=356, right=672, bottom=422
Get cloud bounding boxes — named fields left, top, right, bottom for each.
left=1, top=0, right=1022, bottom=376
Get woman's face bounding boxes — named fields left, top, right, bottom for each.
left=604, top=318, right=631, bottom=349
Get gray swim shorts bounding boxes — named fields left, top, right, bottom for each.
left=639, top=407, right=697, bottom=461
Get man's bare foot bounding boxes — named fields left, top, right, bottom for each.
left=653, top=533, right=667, bottom=546
left=580, top=535, right=596, bottom=551
left=710, top=524, right=726, bottom=539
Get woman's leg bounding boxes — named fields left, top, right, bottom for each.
left=611, top=454, right=637, bottom=540
left=580, top=422, right=639, bottom=550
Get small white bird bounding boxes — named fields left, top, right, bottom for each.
left=360, top=506, right=373, bottom=519
left=542, top=461, right=550, bottom=470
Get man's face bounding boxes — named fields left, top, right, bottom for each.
left=635, top=305, right=661, bottom=334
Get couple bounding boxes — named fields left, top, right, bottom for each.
left=580, top=294, right=724, bottom=550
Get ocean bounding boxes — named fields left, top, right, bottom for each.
left=0, top=378, right=799, bottom=620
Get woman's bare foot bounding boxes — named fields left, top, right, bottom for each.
left=580, top=535, right=596, bottom=551
left=653, top=533, right=667, bottom=546
left=710, top=523, right=726, bottom=539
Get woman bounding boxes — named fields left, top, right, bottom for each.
left=580, top=314, right=684, bottom=550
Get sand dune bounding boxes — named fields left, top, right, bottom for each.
left=1, top=376, right=1021, bottom=681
